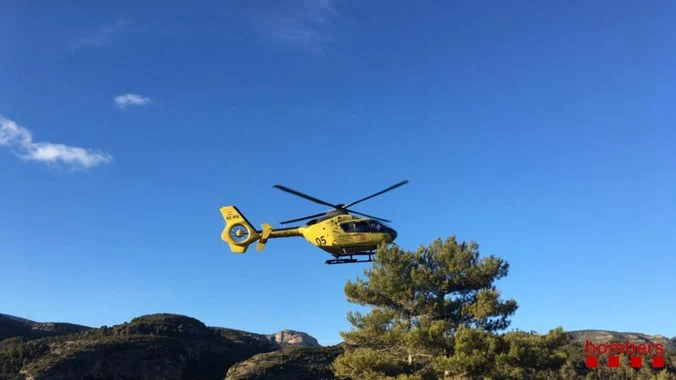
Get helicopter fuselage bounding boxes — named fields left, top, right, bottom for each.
left=298, top=214, right=397, bottom=254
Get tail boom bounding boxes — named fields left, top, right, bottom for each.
left=219, top=206, right=301, bottom=253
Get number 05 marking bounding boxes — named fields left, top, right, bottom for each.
left=315, top=236, right=327, bottom=245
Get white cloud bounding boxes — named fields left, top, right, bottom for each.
left=67, top=13, right=178, bottom=52
left=114, top=93, right=152, bottom=110
left=69, top=15, right=130, bottom=51
left=0, top=114, right=113, bottom=170
left=253, top=0, right=346, bottom=51
left=0, top=117, right=32, bottom=146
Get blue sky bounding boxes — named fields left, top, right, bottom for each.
left=2, top=1, right=675, bottom=345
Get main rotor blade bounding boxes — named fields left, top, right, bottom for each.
left=273, top=185, right=339, bottom=209
left=343, top=180, right=409, bottom=209
left=347, top=209, right=392, bottom=223
left=280, top=212, right=327, bottom=225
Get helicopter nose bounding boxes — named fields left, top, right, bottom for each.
left=390, top=229, right=397, bottom=241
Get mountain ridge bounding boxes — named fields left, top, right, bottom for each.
left=1, top=313, right=321, bottom=349
left=5, top=312, right=673, bottom=345
left=0, top=312, right=323, bottom=380
left=2, top=312, right=674, bottom=379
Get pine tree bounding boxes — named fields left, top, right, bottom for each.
left=332, top=235, right=568, bottom=379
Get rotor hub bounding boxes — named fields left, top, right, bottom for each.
left=229, top=224, right=250, bottom=243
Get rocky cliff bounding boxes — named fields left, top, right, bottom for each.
left=0, top=313, right=318, bottom=380
left=264, top=330, right=320, bottom=349
left=209, top=328, right=319, bottom=350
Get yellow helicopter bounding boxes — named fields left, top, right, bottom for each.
left=219, top=180, right=408, bottom=264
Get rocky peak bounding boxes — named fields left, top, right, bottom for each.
left=266, top=329, right=320, bottom=348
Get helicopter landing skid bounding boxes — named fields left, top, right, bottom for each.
left=325, top=251, right=375, bottom=265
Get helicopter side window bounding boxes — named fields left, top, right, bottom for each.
left=340, top=222, right=356, bottom=232
left=354, top=221, right=370, bottom=233
left=368, top=221, right=383, bottom=232
left=340, top=222, right=371, bottom=233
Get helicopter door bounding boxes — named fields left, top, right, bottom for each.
left=336, top=222, right=355, bottom=245
left=353, top=222, right=371, bottom=242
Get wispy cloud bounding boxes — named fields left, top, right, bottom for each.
left=69, top=14, right=130, bottom=51
left=253, top=0, right=347, bottom=51
left=68, top=13, right=178, bottom=52
left=114, top=93, right=152, bottom=111
left=0, top=114, right=113, bottom=170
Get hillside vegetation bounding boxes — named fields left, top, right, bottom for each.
left=2, top=235, right=674, bottom=379
left=1, top=312, right=675, bottom=379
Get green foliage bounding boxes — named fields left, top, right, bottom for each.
left=491, top=328, right=569, bottom=379
left=332, top=235, right=569, bottom=379
left=0, top=337, right=50, bottom=378
left=112, top=313, right=210, bottom=338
